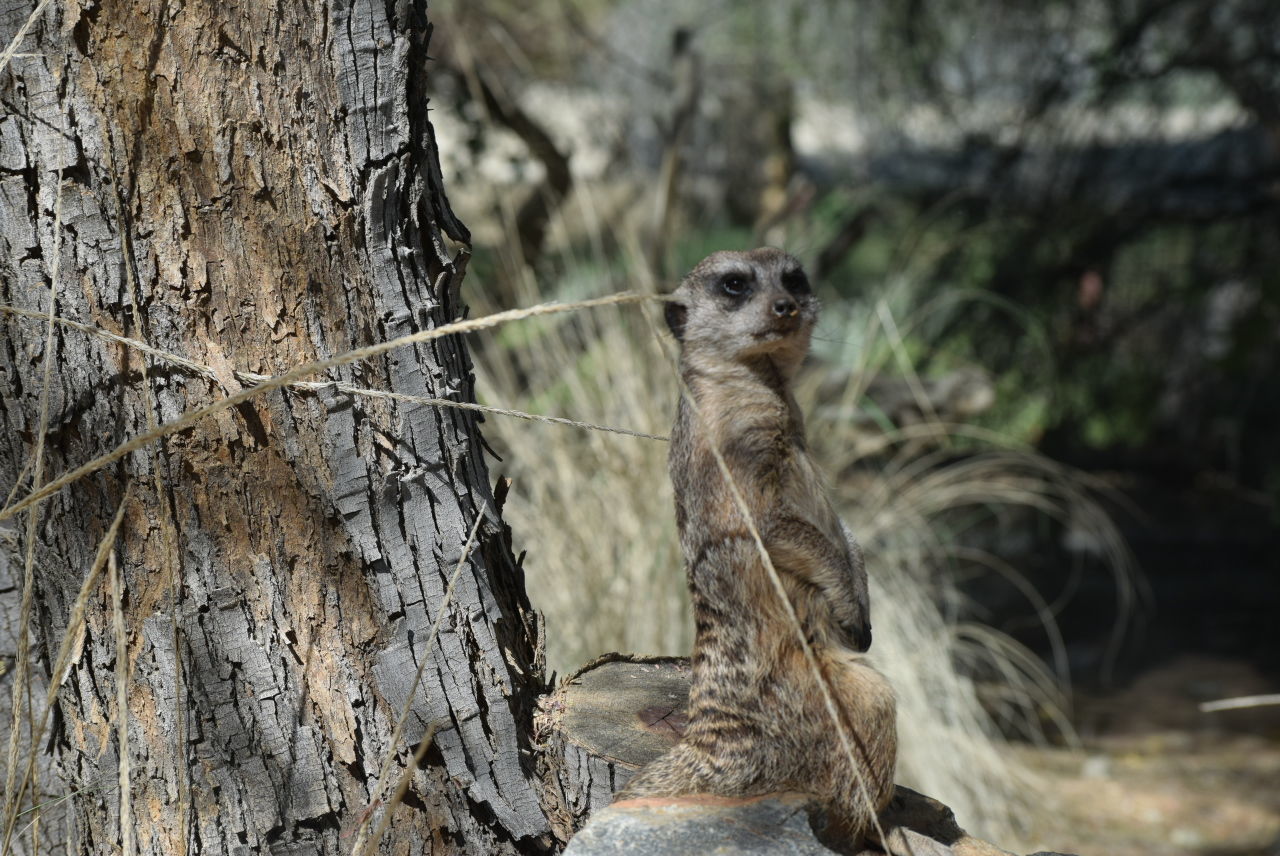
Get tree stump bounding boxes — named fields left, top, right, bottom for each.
left=536, top=654, right=692, bottom=842
left=535, top=654, right=1078, bottom=856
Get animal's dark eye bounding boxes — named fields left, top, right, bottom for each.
left=720, top=275, right=748, bottom=297
left=782, top=269, right=810, bottom=296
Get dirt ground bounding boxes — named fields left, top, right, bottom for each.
left=1014, top=655, right=1280, bottom=856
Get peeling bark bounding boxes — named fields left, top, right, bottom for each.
left=0, top=0, right=550, bottom=853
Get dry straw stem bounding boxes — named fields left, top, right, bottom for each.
left=108, top=550, right=132, bottom=856
left=0, top=305, right=669, bottom=443
left=1200, top=694, right=1280, bottom=713
left=313, top=385, right=667, bottom=442
left=0, top=0, right=53, bottom=78
left=875, top=299, right=945, bottom=437
left=105, top=119, right=193, bottom=856
left=2, top=167, right=63, bottom=852
left=686, top=398, right=894, bottom=848
left=350, top=510, right=486, bottom=856
left=640, top=311, right=896, bottom=850
left=1, top=486, right=131, bottom=854
left=0, top=289, right=664, bottom=524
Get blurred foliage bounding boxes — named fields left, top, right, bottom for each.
left=436, top=9, right=1278, bottom=816
left=433, top=0, right=1279, bottom=503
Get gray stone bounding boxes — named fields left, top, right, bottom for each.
left=562, top=793, right=837, bottom=855
left=881, top=828, right=955, bottom=855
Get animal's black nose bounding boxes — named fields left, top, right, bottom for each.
left=773, top=297, right=798, bottom=317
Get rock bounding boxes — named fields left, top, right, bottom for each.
left=952, top=836, right=1018, bottom=855
left=876, top=827, right=956, bottom=856
left=561, top=785, right=1053, bottom=856
left=562, top=793, right=836, bottom=855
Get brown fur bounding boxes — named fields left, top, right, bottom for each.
left=617, top=249, right=897, bottom=846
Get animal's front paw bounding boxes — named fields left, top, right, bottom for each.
left=839, top=618, right=872, bottom=652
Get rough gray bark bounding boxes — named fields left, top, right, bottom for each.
left=0, top=0, right=550, bottom=853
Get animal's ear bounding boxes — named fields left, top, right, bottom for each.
left=664, top=300, right=688, bottom=341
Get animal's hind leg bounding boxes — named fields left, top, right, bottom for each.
left=820, top=651, right=899, bottom=844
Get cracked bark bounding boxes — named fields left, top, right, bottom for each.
left=0, top=0, right=552, bottom=853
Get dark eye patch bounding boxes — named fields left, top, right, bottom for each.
left=781, top=269, right=810, bottom=296
left=713, top=271, right=752, bottom=301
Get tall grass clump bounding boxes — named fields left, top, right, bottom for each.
left=472, top=264, right=687, bottom=668
left=473, top=252, right=1138, bottom=844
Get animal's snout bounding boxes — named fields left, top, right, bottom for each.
left=772, top=297, right=798, bottom=318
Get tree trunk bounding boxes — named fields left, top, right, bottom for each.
left=0, top=0, right=552, bottom=853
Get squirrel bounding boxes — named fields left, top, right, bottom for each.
left=617, top=248, right=897, bottom=847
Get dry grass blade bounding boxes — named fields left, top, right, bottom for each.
left=11, top=780, right=118, bottom=824
left=875, top=300, right=945, bottom=439
left=108, top=124, right=192, bottom=853
left=108, top=551, right=132, bottom=856
left=1, top=457, right=34, bottom=512
left=677, top=386, right=894, bottom=846
left=350, top=510, right=486, bottom=856
left=0, top=305, right=668, bottom=442
left=948, top=546, right=1070, bottom=686
left=0, top=290, right=662, bottom=524
left=2, top=487, right=131, bottom=854
left=2, top=168, right=62, bottom=854
left=626, top=301, right=895, bottom=845
left=365, top=722, right=440, bottom=851
left=953, top=625, right=1077, bottom=746
left=304, top=385, right=667, bottom=442
left=0, top=306, right=212, bottom=378
left=1200, top=694, right=1280, bottom=713
left=0, top=0, right=54, bottom=78
left=2, top=410, right=40, bottom=843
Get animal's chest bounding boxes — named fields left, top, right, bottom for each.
left=679, top=457, right=845, bottom=585
left=784, top=451, right=844, bottom=544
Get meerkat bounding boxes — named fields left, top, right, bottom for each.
left=617, top=248, right=897, bottom=846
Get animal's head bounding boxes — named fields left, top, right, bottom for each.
left=665, top=248, right=817, bottom=376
